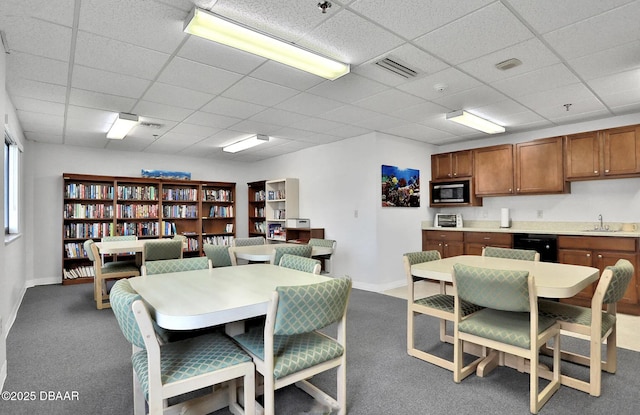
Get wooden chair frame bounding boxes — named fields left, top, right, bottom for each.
left=88, top=241, right=140, bottom=310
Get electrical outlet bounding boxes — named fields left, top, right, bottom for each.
left=537, top=210, right=544, bottom=219
left=354, top=209, right=358, bottom=218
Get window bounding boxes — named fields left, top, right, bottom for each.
left=4, top=130, right=20, bottom=236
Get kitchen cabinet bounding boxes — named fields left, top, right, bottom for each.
left=557, top=235, right=640, bottom=315
left=473, top=144, right=514, bottom=196
left=565, top=125, right=640, bottom=180
left=431, top=150, right=473, bottom=180
left=464, top=232, right=512, bottom=255
left=422, top=230, right=464, bottom=258
left=515, top=136, right=567, bottom=194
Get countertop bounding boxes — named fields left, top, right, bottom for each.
left=421, top=220, right=640, bottom=238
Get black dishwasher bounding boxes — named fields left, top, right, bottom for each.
left=513, top=234, right=558, bottom=262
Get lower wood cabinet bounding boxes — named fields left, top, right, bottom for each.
left=422, top=230, right=464, bottom=258
left=557, top=235, right=640, bottom=315
left=464, top=232, right=512, bottom=255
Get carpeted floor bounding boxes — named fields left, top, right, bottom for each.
left=1, top=283, right=639, bottom=414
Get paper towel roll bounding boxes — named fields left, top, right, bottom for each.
left=500, top=208, right=510, bottom=228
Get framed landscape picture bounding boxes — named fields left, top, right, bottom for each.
left=381, top=165, right=420, bottom=207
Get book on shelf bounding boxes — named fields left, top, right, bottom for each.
left=225, top=223, right=234, bottom=233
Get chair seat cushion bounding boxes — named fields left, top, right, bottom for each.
left=538, top=300, right=616, bottom=338
left=459, top=308, right=556, bottom=349
left=101, top=262, right=139, bottom=274
left=131, top=332, right=250, bottom=397
left=234, top=329, right=344, bottom=379
left=415, top=294, right=483, bottom=316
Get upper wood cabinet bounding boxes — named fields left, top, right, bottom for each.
left=473, top=144, right=515, bottom=196
left=565, top=125, right=640, bottom=180
left=515, top=136, right=567, bottom=194
left=431, top=150, right=473, bottom=180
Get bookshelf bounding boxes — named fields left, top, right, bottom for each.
left=265, top=178, right=299, bottom=242
left=248, top=180, right=266, bottom=237
left=62, top=174, right=235, bottom=284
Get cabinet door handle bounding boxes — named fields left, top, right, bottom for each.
left=597, top=254, right=602, bottom=259
left=444, top=243, right=448, bottom=247
left=483, top=237, right=490, bottom=240
left=594, top=170, right=598, bottom=174
left=605, top=169, right=610, bottom=173
left=586, top=253, right=591, bottom=257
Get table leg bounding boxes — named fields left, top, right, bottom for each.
left=225, top=321, right=246, bottom=337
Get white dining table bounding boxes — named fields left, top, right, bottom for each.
left=230, top=242, right=333, bottom=262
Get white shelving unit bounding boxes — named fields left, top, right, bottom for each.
left=265, top=178, right=299, bottom=242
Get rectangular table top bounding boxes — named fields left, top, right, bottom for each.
left=230, top=243, right=332, bottom=261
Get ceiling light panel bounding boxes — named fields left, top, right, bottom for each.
left=446, top=110, right=505, bottom=134
left=107, top=113, right=139, bottom=139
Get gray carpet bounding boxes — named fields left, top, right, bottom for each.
left=1, top=283, right=639, bottom=415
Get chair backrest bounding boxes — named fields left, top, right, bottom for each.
left=453, top=263, right=531, bottom=312
left=602, top=258, right=634, bottom=305
left=143, top=239, right=183, bottom=262
left=278, top=254, right=321, bottom=274
left=173, top=234, right=186, bottom=241
left=142, top=257, right=211, bottom=276
left=203, top=244, right=233, bottom=267
left=273, top=276, right=352, bottom=336
left=233, top=236, right=265, bottom=247
left=84, top=239, right=96, bottom=261
left=110, top=279, right=146, bottom=349
left=271, top=244, right=313, bottom=265
left=102, top=235, right=137, bottom=242
left=308, top=238, right=336, bottom=249
left=482, top=246, right=540, bottom=261
left=403, top=250, right=441, bottom=284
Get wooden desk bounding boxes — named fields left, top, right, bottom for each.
left=411, top=255, right=599, bottom=299
left=128, top=264, right=331, bottom=331
left=230, top=243, right=333, bottom=262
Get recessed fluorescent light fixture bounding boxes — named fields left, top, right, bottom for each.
left=107, top=112, right=139, bottom=139
left=223, top=134, right=269, bottom=153
left=184, top=7, right=350, bottom=80
left=446, top=110, right=505, bottom=134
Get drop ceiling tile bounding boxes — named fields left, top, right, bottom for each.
left=588, top=68, right=640, bottom=96
left=352, top=113, right=405, bottom=130
left=222, top=77, right=299, bottom=107
left=0, top=0, right=75, bottom=27
left=64, top=132, right=110, bottom=148
left=105, top=135, right=156, bottom=152
left=7, top=78, right=67, bottom=103
left=319, top=105, right=381, bottom=124
left=6, top=52, right=68, bottom=86
left=25, top=132, right=63, bottom=144
left=290, top=118, right=346, bottom=134
left=275, top=93, right=344, bottom=116
left=0, top=16, right=72, bottom=61
left=169, top=122, right=219, bottom=138
left=200, top=97, right=266, bottom=119
left=545, top=107, right=611, bottom=124
left=178, top=36, right=265, bottom=74
left=183, top=111, right=242, bottom=129
left=420, top=114, right=488, bottom=137
left=470, top=99, right=545, bottom=126
left=74, top=31, right=170, bottom=80
left=432, top=85, right=507, bottom=112
left=491, top=63, right=581, bottom=98
left=149, top=131, right=204, bottom=147
left=414, top=2, right=533, bottom=65
left=458, top=38, right=560, bottom=84
left=68, top=88, right=137, bottom=113
left=517, top=83, right=603, bottom=114
left=543, top=1, right=640, bottom=60
left=16, top=110, right=64, bottom=135
left=326, top=124, right=370, bottom=138
left=610, top=101, right=640, bottom=115
left=389, top=101, right=450, bottom=123
left=11, top=96, right=65, bottom=117
left=307, top=73, right=387, bottom=103
left=397, top=67, right=482, bottom=100
left=298, top=9, right=404, bottom=65
left=250, top=61, right=325, bottom=91
left=72, top=65, right=151, bottom=99
left=79, top=0, right=188, bottom=53
left=133, top=101, right=194, bottom=122
left=66, top=106, right=115, bottom=126
left=271, top=127, right=317, bottom=139
left=568, top=40, right=640, bottom=81
left=230, top=119, right=283, bottom=135
left=157, top=57, right=243, bottom=95
left=354, top=89, right=426, bottom=113
left=143, top=82, right=215, bottom=110
left=382, top=123, right=455, bottom=143
left=297, top=133, right=344, bottom=145
left=350, top=0, right=493, bottom=40
left=506, top=0, right=634, bottom=34
left=249, top=108, right=310, bottom=127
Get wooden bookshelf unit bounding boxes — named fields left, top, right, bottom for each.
left=62, top=173, right=235, bottom=284
left=248, top=180, right=266, bottom=237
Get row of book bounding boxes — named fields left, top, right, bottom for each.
left=64, top=242, right=88, bottom=258
left=64, top=203, right=114, bottom=219
left=253, top=207, right=265, bottom=217
left=162, top=188, right=198, bottom=201
left=163, top=205, right=198, bottom=218
left=117, top=185, right=158, bottom=201
left=203, top=235, right=234, bottom=246
left=254, top=190, right=266, bottom=201
left=208, top=206, right=234, bottom=218
left=116, top=221, right=162, bottom=236
left=117, top=204, right=159, bottom=219
left=202, top=189, right=233, bottom=202
left=254, top=221, right=265, bottom=233
left=64, top=222, right=113, bottom=239
left=65, top=183, right=114, bottom=200
left=272, top=209, right=286, bottom=219
left=267, top=190, right=285, bottom=200
left=63, top=265, right=95, bottom=280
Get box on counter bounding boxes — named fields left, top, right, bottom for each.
left=286, top=218, right=310, bottom=228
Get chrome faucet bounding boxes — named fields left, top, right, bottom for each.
left=598, top=214, right=603, bottom=229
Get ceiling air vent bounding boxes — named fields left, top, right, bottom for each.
left=375, top=58, right=418, bottom=79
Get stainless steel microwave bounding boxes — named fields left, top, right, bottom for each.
left=430, top=180, right=471, bottom=205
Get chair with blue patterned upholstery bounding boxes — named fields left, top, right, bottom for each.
left=203, top=243, right=235, bottom=267
left=86, top=240, right=140, bottom=310
left=233, top=276, right=352, bottom=415
left=452, top=263, right=561, bottom=414
left=141, top=257, right=211, bottom=276
left=308, top=238, right=336, bottom=273
left=142, top=239, right=183, bottom=264
left=482, top=246, right=540, bottom=261
left=270, top=244, right=312, bottom=266
left=110, top=279, right=255, bottom=415
left=539, top=258, right=634, bottom=397
left=232, top=236, right=265, bottom=247
left=278, top=253, right=321, bottom=274
left=403, top=251, right=484, bottom=372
